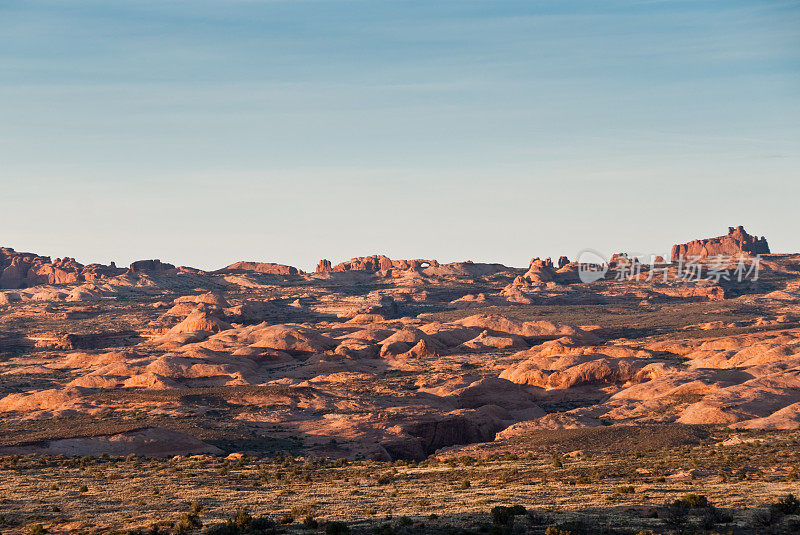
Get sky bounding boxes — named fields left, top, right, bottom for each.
left=1, top=0, right=799, bottom=271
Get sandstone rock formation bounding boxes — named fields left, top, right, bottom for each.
left=0, top=248, right=125, bottom=289
left=217, top=261, right=299, bottom=275
left=316, top=255, right=439, bottom=273
left=521, top=257, right=557, bottom=283
left=129, top=259, right=176, bottom=272
left=671, top=225, right=770, bottom=261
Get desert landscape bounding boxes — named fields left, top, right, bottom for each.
left=3, top=0, right=798, bottom=532
left=1, top=226, right=799, bottom=534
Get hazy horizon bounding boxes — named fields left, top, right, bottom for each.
left=2, top=0, right=799, bottom=271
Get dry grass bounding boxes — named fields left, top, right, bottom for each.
left=0, top=427, right=798, bottom=534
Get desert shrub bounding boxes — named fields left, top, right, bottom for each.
left=203, top=508, right=276, bottom=535
left=372, top=525, right=397, bottom=535
left=30, top=525, right=48, bottom=535
left=397, top=516, right=413, bottom=527
left=301, top=515, right=318, bottom=528
left=290, top=504, right=314, bottom=518
left=773, top=494, right=800, bottom=515
left=613, top=485, right=635, bottom=495
left=525, top=510, right=547, bottom=525
left=460, top=479, right=471, bottom=489
left=491, top=505, right=526, bottom=525
left=376, top=472, right=394, bottom=485
left=677, top=493, right=710, bottom=508
left=700, top=506, right=732, bottom=529
left=174, top=512, right=203, bottom=534
left=546, top=521, right=585, bottom=535
left=752, top=506, right=782, bottom=528
left=324, top=521, right=350, bottom=535
left=660, top=501, right=689, bottom=529
left=78, top=484, right=88, bottom=493
left=785, top=516, right=800, bottom=532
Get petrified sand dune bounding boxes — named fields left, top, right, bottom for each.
left=3, top=229, right=800, bottom=461
left=248, top=323, right=336, bottom=354
left=0, top=427, right=223, bottom=457
left=168, top=310, right=232, bottom=334
left=0, top=387, right=89, bottom=413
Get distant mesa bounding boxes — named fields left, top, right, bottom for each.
left=671, top=225, right=770, bottom=262
left=216, top=261, right=299, bottom=276
left=129, top=259, right=176, bottom=272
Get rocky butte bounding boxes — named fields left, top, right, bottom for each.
left=671, top=225, right=770, bottom=261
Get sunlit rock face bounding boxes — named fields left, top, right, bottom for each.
left=671, top=225, right=770, bottom=261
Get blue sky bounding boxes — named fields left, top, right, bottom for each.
left=1, top=0, right=798, bottom=270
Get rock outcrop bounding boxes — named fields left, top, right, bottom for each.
left=671, top=226, right=770, bottom=261
left=0, top=247, right=125, bottom=289
left=217, top=261, right=299, bottom=276
left=129, top=259, right=176, bottom=272
left=316, top=255, right=439, bottom=273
